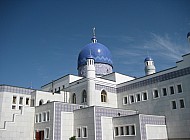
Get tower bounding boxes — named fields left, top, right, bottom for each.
left=144, top=56, right=156, bottom=75
left=86, top=52, right=96, bottom=106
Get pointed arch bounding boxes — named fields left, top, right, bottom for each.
left=101, top=90, right=107, bottom=102
left=82, top=90, right=87, bottom=103
left=73, top=93, right=76, bottom=104
left=39, top=99, right=44, bottom=105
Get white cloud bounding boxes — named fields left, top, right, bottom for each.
left=144, top=33, right=189, bottom=61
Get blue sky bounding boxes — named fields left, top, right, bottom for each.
left=0, top=0, right=190, bottom=89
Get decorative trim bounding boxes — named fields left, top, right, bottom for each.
left=117, top=67, right=190, bottom=93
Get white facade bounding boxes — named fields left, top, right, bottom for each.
left=0, top=34, right=190, bottom=140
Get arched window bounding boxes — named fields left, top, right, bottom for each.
left=101, top=90, right=107, bottom=102
left=39, top=99, right=44, bottom=105
left=73, top=93, right=76, bottom=104
left=47, top=100, right=50, bottom=103
left=82, top=90, right=87, bottom=103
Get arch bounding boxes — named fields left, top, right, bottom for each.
left=101, top=90, right=107, bottom=102
left=73, top=93, right=76, bottom=104
left=47, top=100, right=50, bottom=103
left=39, top=99, right=44, bottom=105
left=82, top=90, right=87, bottom=103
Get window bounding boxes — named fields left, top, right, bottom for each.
left=39, top=99, right=43, bottom=105
left=19, top=106, right=22, bottom=110
left=26, top=98, right=30, bottom=105
left=43, top=112, right=46, bottom=122
left=73, top=93, right=76, bottom=104
left=153, top=89, right=159, bottom=98
left=123, top=96, right=128, bottom=105
left=131, top=125, right=135, bottom=135
left=130, top=95, right=135, bottom=103
left=12, top=105, right=16, bottom=109
left=12, top=96, right=17, bottom=104
left=82, top=127, right=87, bottom=138
left=115, top=127, right=119, bottom=136
left=35, top=114, right=38, bottom=123
left=82, top=90, right=87, bottom=103
left=170, top=86, right=175, bottom=95
left=45, top=128, right=50, bottom=139
left=179, top=99, right=185, bottom=108
left=19, top=97, right=23, bottom=105
left=142, top=92, right=148, bottom=101
left=77, top=128, right=81, bottom=138
left=171, top=100, right=177, bottom=109
left=120, top=126, right=124, bottom=135
left=101, top=90, right=107, bottom=102
left=162, top=88, right=167, bottom=96
left=47, top=111, right=50, bottom=121
left=39, top=113, right=42, bottom=122
left=177, top=84, right=182, bottom=93
left=125, top=126, right=129, bottom=135
left=135, top=93, right=141, bottom=102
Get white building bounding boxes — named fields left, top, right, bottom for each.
left=0, top=30, right=190, bottom=140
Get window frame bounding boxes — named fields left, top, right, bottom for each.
left=123, top=96, right=128, bottom=105
left=82, top=126, right=88, bottom=138
left=169, top=85, right=175, bottom=95
left=45, top=127, right=50, bottom=139
left=153, top=89, right=159, bottom=99
left=162, top=87, right=167, bottom=96
left=171, top=100, right=177, bottom=110
left=101, top=90, right=107, bottom=102
left=176, top=84, right=183, bottom=93
left=179, top=98, right=185, bottom=108
left=142, top=91, right=148, bottom=101
left=135, top=93, right=141, bottom=102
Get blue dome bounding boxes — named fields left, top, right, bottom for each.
left=144, top=56, right=153, bottom=62
left=78, top=42, right=113, bottom=68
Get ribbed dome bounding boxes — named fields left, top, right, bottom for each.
left=77, top=42, right=113, bottom=69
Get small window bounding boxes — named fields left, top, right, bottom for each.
left=171, top=100, right=177, bottom=109
left=162, top=88, right=167, bottom=96
left=131, top=125, right=135, bottom=135
left=39, top=114, right=42, bottom=122
left=82, top=90, right=87, bottom=103
left=77, top=128, right=81, bottom=138
left=35, top=114, right=38, bottom=123
left=153, top=89, right=159, bottom=98
left=170, top=86, right=175, bottom=95
left=43, top=112, right=46, bottom=122
left=12, top=105, right=16, bottom=109
left=82, top=127, right=87, bottom=138
left=101, top=90, right=107, bottom=102
left=142, top=92, right=148, bottom=101
left=19, top=106, right=22, bottom=110
left=135, top=93, right=141, bottom=102
left=125, top=126, right=129, bottom=135
left=73, top=93, right=76, bottom=104
left=123, top=96, right=128, bottom=105
left=39, top=99, right=43, bottom=105
left=177, top=84, right=182, bottom=93
left=12, top=96, right=17, bottom=104
left=47, top=111, right=50, bottom=121
left=26, top=98, right=30, bottom=105
left=130, top=95, right=135, bottom=103
left=179, top=99, right=185, bottom=108
left=19, top=97, right=23, bottom=105
left=115, top=127, right=119, bottom=136
left=45, top=128, right=50, bottom=139
left=120, top=126, right=124, bottom=135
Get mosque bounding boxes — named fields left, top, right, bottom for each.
left=0, top=29, right=190, bottom=140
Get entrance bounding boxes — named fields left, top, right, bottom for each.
left=36, top=130, right=44, bottom=140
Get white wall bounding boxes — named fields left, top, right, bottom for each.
left=101, top=117, right=113, bottom=140
left=146, top=124, right=167, bottom=140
